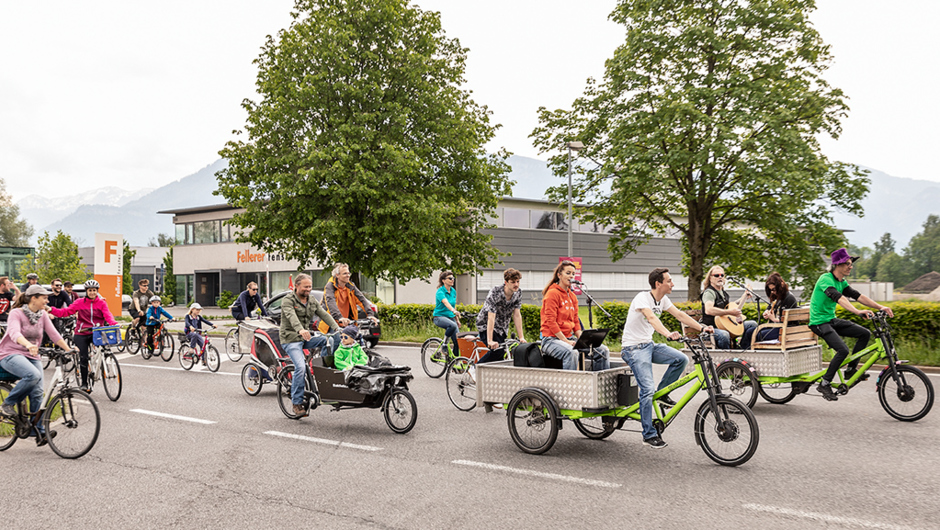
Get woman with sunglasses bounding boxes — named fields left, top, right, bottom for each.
left=701, top=265, right=755, bottom=349
left=231, top=282, right=269, bottom=321
left=432, top=270, right=462, bottom=359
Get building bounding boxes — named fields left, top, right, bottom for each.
left=77, top=246, right=170, bottom=289
left=0, top=246, right=34, bottom=279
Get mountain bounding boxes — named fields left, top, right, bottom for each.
left=36, top=159, right=227, bottom=246
left=18, top=186, right=154, bottom=241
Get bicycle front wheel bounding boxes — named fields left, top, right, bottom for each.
left=276, top=371, right=304, bottom=419
left=101, top=353, right=122, bottom=402
left=225, top=328, right=242, bottom=362
left=125, top=326, right=141, bottom=355
left=384, top=389, right=417, bottom=434
left=205, top=345, right=221, bottom=372
left=241, top=364, right=264, bottom=395
left=420, top=337, right=447, bottom=378
left=694, top=397, right=759, bottom=467
left=716, top=360, right=758, bottom=409
left=878, top=365, right=934, bottom=422
left=0, top=383, right=19, bottom=451
left=507, top=389, right=558, bottom=455
left=445, top=357, right=477, bottom=411
left=179, top=346, right=195, bottom=370
left=160, top=334, right=175, bottom=362
left=44, top=388, right=100, bottom=459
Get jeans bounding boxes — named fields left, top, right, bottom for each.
left=810, top=318, right=871, bottom=383
left=0, top=355, right=44, bottom=416
left=621, top=342, right=689, bottom=440
left=713, top=320, right=757, bottom=349
left=284, top=335, right=330, bottom=405
left=433, top=316, right=460, bottom=357
left=540, top=336, right=611, bottom=371
left=187, top=332, right=205, bottom=350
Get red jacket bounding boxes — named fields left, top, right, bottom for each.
left=540, top=283, right=580, bottom=338
left=50, top=295, right=117, bottom=335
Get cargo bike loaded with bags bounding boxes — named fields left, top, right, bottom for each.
left=237, top=319, right=417, bottom=434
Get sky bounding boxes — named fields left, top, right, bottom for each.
left=2, top=0, right=939, bottom=203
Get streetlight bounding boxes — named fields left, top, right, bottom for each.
left=566, top=141, right=584, bottom=257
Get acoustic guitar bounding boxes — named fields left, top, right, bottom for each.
left=714, top=301, right=745, bottom=338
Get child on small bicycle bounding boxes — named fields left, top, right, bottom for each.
left=334, top=325, right=369, bottom=370
left=145, top=296, right=173, bottom=354
left=184, top=303, right=217, bottom=351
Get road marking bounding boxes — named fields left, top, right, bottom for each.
left=119, top=363, right=239, bottom=376
left=264, top=431, right=382, bottom=452
left=130, top=409, right=216, bottom=424
left=743, top=503, right=914, bottom=530
left=451, top=460, right=622, bottom=489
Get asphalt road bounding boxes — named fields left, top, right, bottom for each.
left=2, top=344, right=938, bottom=529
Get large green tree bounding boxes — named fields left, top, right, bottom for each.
left=904, top=214, right=940, bottom=278
left=532, top=0, right=867, bottom=299
left=0, top=177, right=33, bottom=246
left=217, top=0, right=511, bottom=281
left=17, top=230, right=89, bottom=284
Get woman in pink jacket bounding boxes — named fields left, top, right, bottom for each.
left=49, top=279, right=117, bottom=392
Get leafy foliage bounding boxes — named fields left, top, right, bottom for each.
left=217, top=290, right=237, bottom=309
left=148, top=233, right=175, bottom=247
left=378, top=303, right=542, bottom=340
left=531, top=0, right=867, bottom=299
left=217, top=0, right=512, bottom=282
left=162, top=247, right=176, bottom=303
left=17, top=231, right=89, bottom=284
left=0, top=177, right=32, bottom=247
left=122, top=240, right=137, bottom=295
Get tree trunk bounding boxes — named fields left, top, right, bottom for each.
left=686, top=212, right=708, bottom=302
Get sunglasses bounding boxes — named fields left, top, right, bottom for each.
left=445, top=277, right=455, bottom=281
left=53, top=284, right=62, bottom=288
left=712, top=273, right=724, bottom=278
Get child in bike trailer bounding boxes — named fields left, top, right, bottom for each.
left=334, top=325, right=369, bottom=371
left=184, top=303, right=217, bottom=353
left=145, top=296, right=173, bottom=353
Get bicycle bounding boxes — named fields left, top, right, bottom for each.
left=715, top=311, right=934, bottom=421
left=141, top=318, right=175, bottom=362
left=225, top=324, right=245, bottom=362
left=78, top=328, right=123, bottom=402
left=421, top=329, right=477, bottom=379
left=1, top=347, right=101, bottom=459
left=123, top=320, right=144, bottom=355
left=446, top=337, right=520, bottom=411
left=178, top=329, right=221, bottom=372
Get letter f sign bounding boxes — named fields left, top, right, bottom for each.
left=105, top=240, right=118, bottom=263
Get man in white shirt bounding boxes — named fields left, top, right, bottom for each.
left=621, top=267, right=714, bottom=449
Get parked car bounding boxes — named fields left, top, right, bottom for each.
left=263, top=289, right=381, bottom=348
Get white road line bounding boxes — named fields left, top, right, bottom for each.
left=119, top=363, right=239, bottom=376
left=130, top=409, right=216, bottom=424
left=743, top=503, right=914, bottom=530
left=451, top=460, right=622, bottom=489
left=264, top=430, right=382, bottom=452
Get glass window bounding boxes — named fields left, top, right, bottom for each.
left=175, top=224, right=186, bottom=245
left=185, top=224, right=194, bottom=245
left=502, top=208, right=529, bottom=229
left=485, top=208, right=502, bottom=227
left=193, top=221, right=220, bottom=245
left=220, top=222, right=232, bottom=242
left=531, top=211, right=566, bottom=230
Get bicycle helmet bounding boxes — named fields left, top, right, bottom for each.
left=84, top=279, right=100, bottom=289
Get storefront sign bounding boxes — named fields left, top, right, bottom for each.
left=95, top=232, right=123, bottom=315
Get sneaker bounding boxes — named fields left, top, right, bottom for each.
left=36, top=430, right=57, bottom=447
left=0, top=403, right=15, bottom=417
left=643, top=436, right=667, bottom=448
left=659, top=394, right=676, bottom=407
left=817, top=382, right=838, bottom=401
left=844, top=368, right=870, bottom=382
left=292, top=404, right=309, bottom=417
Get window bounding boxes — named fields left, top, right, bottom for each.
left=531, top=211, right=567, bottom=230
left=185, top=224, right=194, bottom=245
left=175, top=224, right=186, bottom=246
left=221, top=222, right=233, bottom=242
left=193, top=221, right=220, bottom=245
left=502, top=208, right=529, bottom=229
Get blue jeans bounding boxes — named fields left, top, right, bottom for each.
left=433, top=316, right=460, bottom=357
left=284, top=335, right=330, bottom=405
left=0, top=355, right=44, bottom=416
left=540, top=336, right=611, bottom=371
left=713, top=320, right=757, bottom=349
left=187, top=332, right=205, bottom=350
left=621, top=342, right=689, bottom=440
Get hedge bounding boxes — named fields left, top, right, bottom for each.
left=377, top=303, right=542, bottom=340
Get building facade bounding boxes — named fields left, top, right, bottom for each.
left=0, top=246, right=34, bottom=279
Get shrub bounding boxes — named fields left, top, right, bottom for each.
left=217, top=290, right=237, bottom=309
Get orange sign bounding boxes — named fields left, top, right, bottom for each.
left=95, top=233, right=123, bottom=316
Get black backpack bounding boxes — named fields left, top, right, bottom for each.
left=512, top=342, right=545, bottom=368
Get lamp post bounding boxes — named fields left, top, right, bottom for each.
left=565, top=141, right=584, bottom=257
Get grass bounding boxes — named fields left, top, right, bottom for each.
left=822, top=337, right=940, bottom=367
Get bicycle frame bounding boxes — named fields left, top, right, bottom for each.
left=187, top=330, right=212, bottom=360
left=8, top=351, right=75, bottom=433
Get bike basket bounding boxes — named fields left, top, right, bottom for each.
left=92, top=325, right=121, bottom=346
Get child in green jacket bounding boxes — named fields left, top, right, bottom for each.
left=334, top=325, right=369, bottom=370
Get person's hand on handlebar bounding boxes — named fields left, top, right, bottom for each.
left=700, top=325, right=714, bottom=334
left=300, top=329, right=312, bottom=341
left=666, top=331, right=681, bottom=341
left=368, top=315, right=379, bottom=325
left=338, top=318, right=350, bottom=327
left=879, top=306, right=894, bottom=318
left=27, top=342, right=39, bottom=356
left=858, top=309, right=875, bottom=319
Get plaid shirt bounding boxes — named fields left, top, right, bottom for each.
left=475, top=285, right=522, bottom=336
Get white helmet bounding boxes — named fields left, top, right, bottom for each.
left=84, top=279, right=100, bottom=289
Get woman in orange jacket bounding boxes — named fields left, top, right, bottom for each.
left=539, top=261, right=610, bottom=371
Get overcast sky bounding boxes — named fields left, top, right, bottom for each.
left=2, top=0, right=938, bottom=202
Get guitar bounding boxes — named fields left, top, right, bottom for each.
left=714, top=301, right=745, bottom=338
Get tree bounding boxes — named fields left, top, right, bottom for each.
left=162, top=247, right=176, bottom=303
left=148, top=233, right=175, bottom=247
left=531, top=0, right=867, bottom=299
left=904, top=214, right=940, bottom=278
left=847, top=243, right=873, bottom=279
left=216, top=0, right=511, bottom=282
left=0, top=177, right=33, bottom=246
left=17, top=231, right=89, bottom=284
left=875, top=251, right=914, bottom=286
left=122, top=240, right=137, bottom=295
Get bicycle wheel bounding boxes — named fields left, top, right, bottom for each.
left=573, top=417, right=617, bottom=440
left=0, top=383, right=18, bottom=451
left=383, top=389, right=417, bottom=434
left=205, top=345, right=221, bottom=373
left=694, top=397, right=759, bottom=467
left=44, top=388, right=100, bottom=459
left=276, top=371, right=304, bottom=419
left=757, top=381, right=799, bottom=404
left=179, top=345, right=195, bottom=370
left=101, top=353, right=122, bottom=402
left=445, top=357, right=477, bottom=411
left=420, top=337, right=447, bottom=378
left=161, top=334, right=175, bottom=362
left=141, top=335, right=153, bottom=360
left=241, top=364, right=264, bottom=396
left=507, top=389, right=559, bottom=455
left=225, top=328, right=243, bottom=362
left=716, top=361, right=758, bottom=409
left=125, top=326, right=141, bottom=355
left=878, top=365, right=935, bottom=422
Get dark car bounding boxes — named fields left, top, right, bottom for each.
left=263, top=290, right=381, bottom=348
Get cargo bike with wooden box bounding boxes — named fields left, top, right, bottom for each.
left=476, top=335, right=760, bottom=466
left=713, top=310, right=934, bottom=421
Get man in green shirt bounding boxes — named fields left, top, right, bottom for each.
left=809, top=248, right=894, bottom=401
